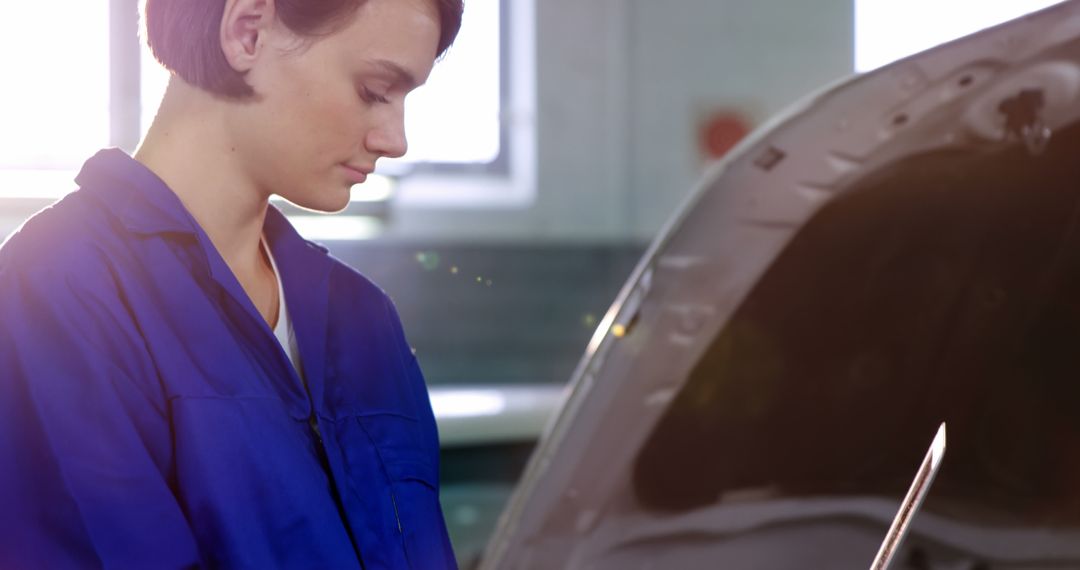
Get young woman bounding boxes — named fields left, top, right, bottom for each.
left=0, top=0, right=462, bottom=567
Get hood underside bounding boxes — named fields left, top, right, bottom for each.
left=483, top=2, right=1080, bottom=568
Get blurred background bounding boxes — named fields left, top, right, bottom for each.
left=0, top=0, right=1068, bottom=566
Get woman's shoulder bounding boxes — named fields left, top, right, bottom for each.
left=321, top=252, right=414, bottom=332
left=321, top=248, right=393, bottom=303
left=0, top=191, right=121, bottom=286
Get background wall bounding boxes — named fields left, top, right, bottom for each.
left=384, top=0, right=855, bottom=243
left=408, top=4, right=858, bottom=563
left=337, top=0, right=857, bottom=392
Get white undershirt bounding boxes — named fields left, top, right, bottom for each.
left=263, top=239, right=320, bottom=437
left=261, top=237, right=303, bottom=378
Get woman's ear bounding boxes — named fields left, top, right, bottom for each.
left=220, top=0, right=275, bottom=73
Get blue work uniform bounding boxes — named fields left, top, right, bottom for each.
left=0, top=149, right=457, bottom=569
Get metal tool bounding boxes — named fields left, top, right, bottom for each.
left=869, top=422, right=947, bottom=570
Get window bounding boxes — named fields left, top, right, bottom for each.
left=1, top=0, right=509, bottom=201
left=855, top=0, right=1070, bottom=72
left=384, top=0, right=503, bottom=169
left=0, top=3, right=110, bottom=198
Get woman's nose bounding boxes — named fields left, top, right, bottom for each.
left=365, top=113, right=408, bottom=159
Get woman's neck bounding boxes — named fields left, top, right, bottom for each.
left=134, top=78, right=270, bottom=280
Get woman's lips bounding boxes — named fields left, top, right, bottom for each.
left=341, top=164, right=371, bottom=184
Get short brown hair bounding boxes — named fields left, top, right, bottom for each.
left=143, top=0, right=464, bottom=98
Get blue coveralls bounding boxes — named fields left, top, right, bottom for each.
left=0, top=149, right=456, bottom=569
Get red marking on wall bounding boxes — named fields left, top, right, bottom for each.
left=699, top=112, right=751, bottom=160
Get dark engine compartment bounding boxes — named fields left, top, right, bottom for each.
left=635, top=117, right=1080, bottom=538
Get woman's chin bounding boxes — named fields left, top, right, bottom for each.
left=279, top=190, right=351, bottom=214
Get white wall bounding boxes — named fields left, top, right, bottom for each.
left=625, top=0, right=854, bottom=240
left=386, top=0, right=855, bottom=243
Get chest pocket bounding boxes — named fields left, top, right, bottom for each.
left=339, top=412, right=448, bottom=569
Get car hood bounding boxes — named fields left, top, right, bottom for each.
left=481, top=2, right=1080, bottom=568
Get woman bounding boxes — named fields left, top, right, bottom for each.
left=0, top=0, right=462, bottom=567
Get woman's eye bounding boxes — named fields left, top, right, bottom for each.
left=360, top=86, right=390, bottom=105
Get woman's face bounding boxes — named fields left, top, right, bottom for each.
left=228, top=0, right=440, bottom=212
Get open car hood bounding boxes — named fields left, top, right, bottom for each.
left=481, top=2, right=1080, bottom=568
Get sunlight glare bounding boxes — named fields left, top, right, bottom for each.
left=856, top=0, right=1070, bottom=72
left=0, top=2, right=109, bottom=172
